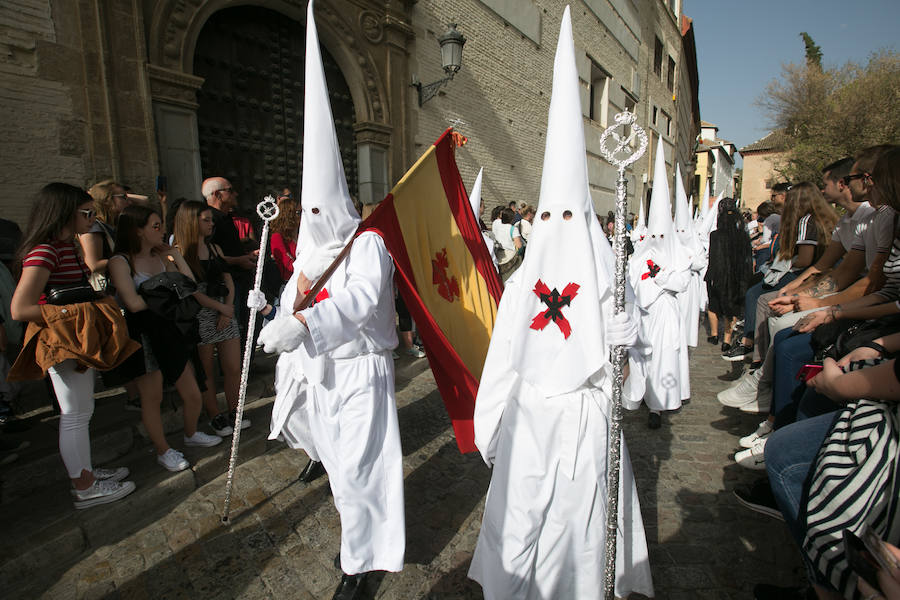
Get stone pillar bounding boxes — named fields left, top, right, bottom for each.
left=383, top=4, right=415, bottom=183
left=355, top=121, right=393, bottom=206
left=147, top=65, right=204, bottom=201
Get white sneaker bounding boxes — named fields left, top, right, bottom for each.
left=72, top=479, right=136, bottom=509
left=740, top=388, right=772, bottom=414
left=735, top=438, right=767, bottom=470
left=718, top=369, right=761, bottom=407
left=184, top=431, right=223, bottom=448
left=739, top=421, right=774, bottom=448
left=157, top=448, right=190, bottom=472
left=93, top=466, right=129, bottom=482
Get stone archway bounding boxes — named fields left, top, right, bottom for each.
left=146, top=0, right=411, bottom=205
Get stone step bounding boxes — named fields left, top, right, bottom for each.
left=0, top=351, right=433, bottom=595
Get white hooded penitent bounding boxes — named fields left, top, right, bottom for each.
left=469, top=167, right=498, bottom=268
left=469, top=7, right=653, bottom=600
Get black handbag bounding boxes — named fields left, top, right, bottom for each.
left=45, top=252, right=100, bottom=305
left=813, top=315, right=900, bottom=361
left=46, top=283, right=99, bottom=305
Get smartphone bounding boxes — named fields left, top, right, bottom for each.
left=156, top=175, right=167, bottom=192
left=844, top=529, right=883, bottom=593
left=796, top=363, right=823, bottom=383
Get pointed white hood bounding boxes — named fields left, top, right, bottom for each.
left=631, top=192, right=647, bottom=243
left=645, top=137, right=675, bottom=242
left=282, top=0, right=360, bottom=313
left=629, top=137, right=692, bottom=307
left=501, top=6, right=610, bottom=397
left=469, top=168, right=484, bottom=221
left=674, top=165, right=701, bottom=252
left=702, top=192, right=725, bottom=236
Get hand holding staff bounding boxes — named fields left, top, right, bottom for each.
left=221, top=196, right=279, bottom=523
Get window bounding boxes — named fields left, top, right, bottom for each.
left=653, top=36, right=663, bottom=78
left=661, top=110, right=672, bottom=136
left=622, top=91, right=638, bottom=143
left=652, top=105, right=658, bottom=126
left=589, top=60, right=610, bottom=126
left=667, top=56, right=676, bottom=92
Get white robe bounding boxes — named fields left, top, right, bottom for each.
left=275, top=232, right=404, bottom=575
left=469, top=276, right=653, bottom=600
left=628, top=247, right=692, bottom=408
left=676, top=251, right=707, bottom=349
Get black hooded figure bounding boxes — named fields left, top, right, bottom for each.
left=705, top=198, right=753, bottom=346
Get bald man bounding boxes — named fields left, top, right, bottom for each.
left=202, top=177, right=258, bottom=353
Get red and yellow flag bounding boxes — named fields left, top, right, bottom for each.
left=361, top=129, right=502, bottom=453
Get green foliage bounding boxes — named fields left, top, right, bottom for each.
left=799, top=32, right=823, bottom=68
left=757, top=50, right=900, bottom=184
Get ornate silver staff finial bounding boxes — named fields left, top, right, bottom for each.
left=256, top=195, right=280, bottom=222
left=222, top=195, right=280, bottom=524
left=599, top=110, right=647, bottom=600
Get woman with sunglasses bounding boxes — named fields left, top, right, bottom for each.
left=10, top=183, right=136, bottom=508
left=173, top=201, right=247, bottom=437
left=108, top=205, right=222, bottom=473
left=81, top=180, right=132, bottom=288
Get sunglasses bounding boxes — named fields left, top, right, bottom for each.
left=841, top=173, right=868, bottom=185
left=77, top=208, right=96, bottom=219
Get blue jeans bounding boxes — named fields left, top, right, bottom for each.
left=771, top=329, right=814, bottom=429
left=754, top=248, right=771, bottom=273
left=796, top=388, right=839, bottom=421
left=742, top=273, right=797, bottom=340
left=765, top=410, right=839, bottom=546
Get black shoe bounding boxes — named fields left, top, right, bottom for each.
left=647, top=412, right=661, bottom=429
left=210, top=412, right=233, bottom=437
left=334, top=552, right=341, bottom=570
left=721, top=342, right=732, bottom=353
left=734, top=479, right=784, bottom=521
left=753, top=583, right=814, bottom=600
left=707, top=335, right=718, bottom=345
left=722, top=343, right=752, bottom=362
left=298, top=459, right=326, bottom=483
left=332, top=573, right=367, bottom=600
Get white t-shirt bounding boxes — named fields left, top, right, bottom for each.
left=517, top=219, right=532, bottom=242
left=831, top=201, right=874, bottom=252
left=491, top=219, right=521, bottom=264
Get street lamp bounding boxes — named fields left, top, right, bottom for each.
left=412, top=23, right=467, bottom=106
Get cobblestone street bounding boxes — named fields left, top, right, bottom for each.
left=6, top=338, right=803, bottom=600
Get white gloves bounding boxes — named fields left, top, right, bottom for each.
left=605, top=311, right=639, bottom=348
left=257, top=314, right=309, bottom=354
left=653, top=267, right=671, bottom=286
left=246, top=289, right=267, bottom=311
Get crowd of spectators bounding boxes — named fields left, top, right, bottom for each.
left=708, top=144, right=900, bottom=599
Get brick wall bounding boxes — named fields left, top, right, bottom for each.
left=0, top=0, right=157, bottom=229
left=409, top=0, right=686, bottom=219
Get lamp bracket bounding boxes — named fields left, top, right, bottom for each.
left=412, top=72, right=455, bottom=106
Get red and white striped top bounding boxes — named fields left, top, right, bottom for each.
left=22, top=240, right=89, bottom=291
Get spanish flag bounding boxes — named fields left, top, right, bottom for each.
left=361, top=129, right=503, bottom=453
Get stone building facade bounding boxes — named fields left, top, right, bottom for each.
left=739, top=130, right=788, bottom=212
left=694, top=121, right=737, bottom=202
left=0, top=0, right=699, bottom=228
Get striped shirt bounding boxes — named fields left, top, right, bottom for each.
left=22, top=241, right=89, bottom=292
left=875, top=235, right=900, bottom=301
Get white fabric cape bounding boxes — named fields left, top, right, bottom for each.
left=469, top=272, right=653, bottom=599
